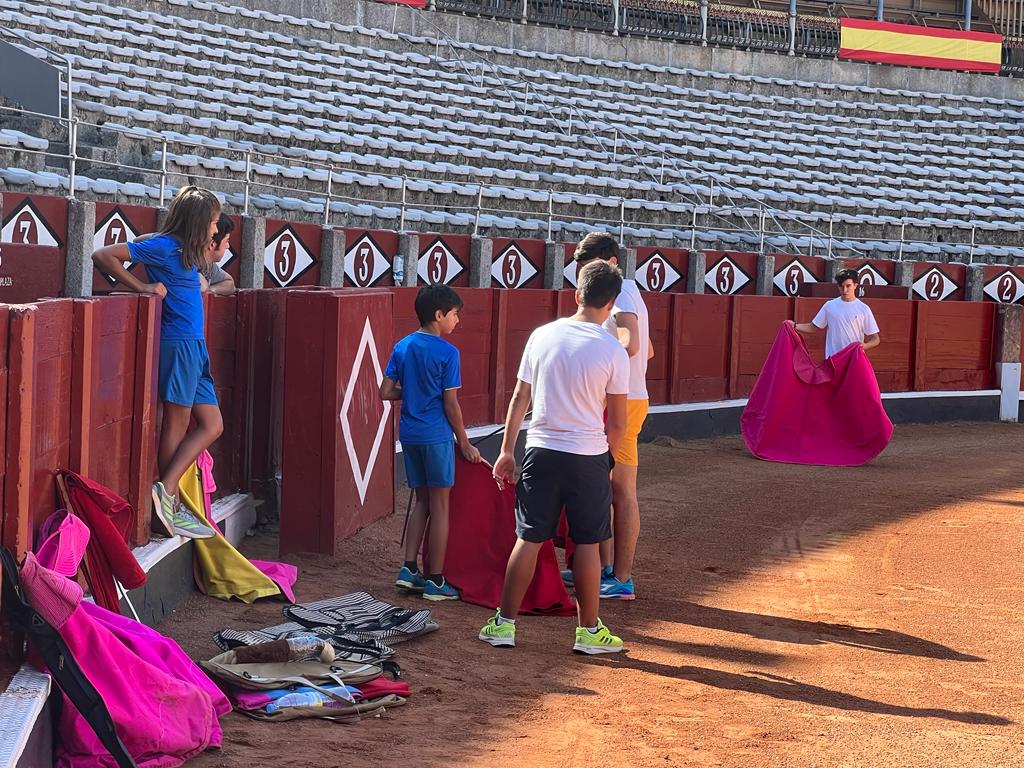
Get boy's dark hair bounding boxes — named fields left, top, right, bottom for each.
left=212, top=213, right=235, bottom=247
left=577, top=259, right=623, bottom=309
left=573, top=232, right=621, bottom=263
left=415, top=284, right=463, bottom=326
left=834, top=268, right=859, bottom=285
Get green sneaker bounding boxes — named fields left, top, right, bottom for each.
left=151, top=481, right=215, bottom=539
left=169, top=502, right=216, bottom=539
left=151, top=482, right=177, bottom=537
left=573, top=619, right=624, bottom=655
left=478, top=611, right=516, bottom=648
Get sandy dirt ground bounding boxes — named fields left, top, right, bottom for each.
left=164, top=422, right=1024, bottom=768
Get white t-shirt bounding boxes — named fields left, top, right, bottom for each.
left=518, top=317, right=630, bottom=456
left=812, top=298, right=880, bottom=358
left=602, top=279, right=650, bottom=400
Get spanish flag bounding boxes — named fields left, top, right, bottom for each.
left=840, top=18, right=1002, bottom=73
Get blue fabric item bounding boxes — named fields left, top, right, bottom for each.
left=402, top=441, right=455, bottom=489
left=128, top=235, right=204, bottom=341
left=384, top=331, right=460, bottom=445
left=158, top=339, right=218, bottom=407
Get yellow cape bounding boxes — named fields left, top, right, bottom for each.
left=179, top=462, right=281, bottom=603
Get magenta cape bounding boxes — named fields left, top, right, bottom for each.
left=740, top=323, right=893, bottom=466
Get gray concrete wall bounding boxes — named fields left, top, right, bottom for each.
left=135, top=0, right=1024, bottom=103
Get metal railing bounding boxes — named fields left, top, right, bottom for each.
left=0, top=99, right=1013, bottom=264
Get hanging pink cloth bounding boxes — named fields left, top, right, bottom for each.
left=21, top=551, right=224, bottom=768
left=195, top=450, right=297, bottom=602
left=741, top=322, right=893, bottom=466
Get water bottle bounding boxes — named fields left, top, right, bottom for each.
left=266, top=691, right=332, bottom=713
left=265, top=683, right=356, bottom=701
left=265, top=686, right=355, bottom=713
left=285, top=635, right=329, bottom=662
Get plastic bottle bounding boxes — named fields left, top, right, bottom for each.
left=265, top=687, right=354, bottom=713
left=284, top=635, right=332, bottom=662
left=265, top=683, right=355, bottom=701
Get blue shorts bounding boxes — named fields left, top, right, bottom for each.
left=402, top=441, right=455, bottom=489
left=158, top=339, right=218, bottom=407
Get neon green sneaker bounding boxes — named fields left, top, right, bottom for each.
left=573, top=619, right=624, bottom=655
left=478, top=611, right=516, bottom=648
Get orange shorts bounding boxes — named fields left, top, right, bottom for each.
left=612, top=399, right=649, bottom=467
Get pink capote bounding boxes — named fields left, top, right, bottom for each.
left=29, top=514, right=230, bottom=768
left=741, top=322, right=893, bottom=466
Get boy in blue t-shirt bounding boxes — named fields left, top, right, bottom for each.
left=380, top=284, right=481, bottom=601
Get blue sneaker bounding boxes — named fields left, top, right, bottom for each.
left=395, top=566, right=425, bottom=592
left=423, top=578, right=461, bottom=602
left=562, top=564, right=612, bottom=587
left=600, top=574, right=636, bottom=600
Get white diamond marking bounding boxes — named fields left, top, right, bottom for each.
left=339, top=317, right=392, bottom=505
left=912, top=267, right=958, bottom=301
left=635, top=254, right=682, bottom=292
left=773, top=259, right=816, bottom=297
left=345, top=234, right=391, bottom=287
left=704, top=256, right=750, bottom=295
left=984, top=270, right=1024, bottom=304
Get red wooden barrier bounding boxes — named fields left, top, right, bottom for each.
left=4, top=300, right=73, bottom=557
left=644, top=292, right=673, bottom=405
left=729, top=295, right=794, bottom=398
left=0, top=307, right=9, bottom=543
left=242, top=290, right=287, bottom=499
left=390, top=287, right=495, bottom=427
left=280, top=289, right=394, bottom=555
left=0, top=244, right=64, bottom=302
left=490, top=289, right=559, bottom=422
left=205, top=295, right=246, bottom=497
left=864, top=299, right=916, bottom=392
left=69, top=295, right=159, bottom=545
left=264, top=220, right=322, bottom=288
left=914, top=302, right=995, bottom=390
left=668, top=294, right=731, bottom=403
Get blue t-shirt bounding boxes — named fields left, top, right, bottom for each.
left=384, top=331, right=461, bottom=446
left=127, top=235, right=204, bottom=341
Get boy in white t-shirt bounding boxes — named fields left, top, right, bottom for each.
left=793, top=268, right=881, bottom=357
left=479, top=259, right=630, bottom=655
left=562, top=233, right=652, bottom=602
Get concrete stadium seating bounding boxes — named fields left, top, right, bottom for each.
left=0, top=0, right=1022, bottom=259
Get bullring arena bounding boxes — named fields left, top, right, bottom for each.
left=0, top=1, right=1023, bottom=766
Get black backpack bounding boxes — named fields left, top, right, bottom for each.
left=0, top=547, right=136, bottom=768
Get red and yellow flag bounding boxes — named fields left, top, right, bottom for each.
left=840, top=18, right=1002, bottom=73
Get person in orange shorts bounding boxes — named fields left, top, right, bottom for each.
left=562, top=232, right=653, bottom=600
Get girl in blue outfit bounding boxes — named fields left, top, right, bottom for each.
left=92, top=186, right=223, bottom=539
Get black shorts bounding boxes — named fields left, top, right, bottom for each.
left=515, top=447, right=613, bottom=545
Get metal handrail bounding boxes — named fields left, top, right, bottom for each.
left=0, top=94, right=1013, bottom=262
